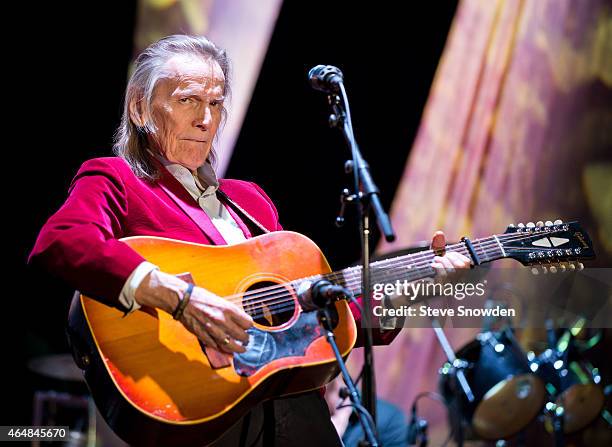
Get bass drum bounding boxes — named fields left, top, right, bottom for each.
left=439, top=331, right=546, bottom=441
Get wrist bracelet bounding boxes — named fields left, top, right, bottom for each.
left=172, top=283, right=194, bottom=320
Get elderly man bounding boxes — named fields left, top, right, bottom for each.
left=29, top=35, right=470, bottom=446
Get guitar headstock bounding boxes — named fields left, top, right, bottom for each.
left=501, top=220, right=595, bottom=273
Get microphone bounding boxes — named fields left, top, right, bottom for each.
left=296, top=279, right=350, bottom=311
left=308, top=65, right=344, bottom=93
left=407, top=403, right=429, bottom=447
left=406, top=404, right=419, bottom=445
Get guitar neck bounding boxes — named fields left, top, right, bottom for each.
left=327, top=235, right=506, bottom=297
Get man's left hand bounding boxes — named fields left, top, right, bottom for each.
left=430, top=230, right=471, bottom=276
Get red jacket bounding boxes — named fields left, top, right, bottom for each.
left=29, top=156, right=397, bottom=345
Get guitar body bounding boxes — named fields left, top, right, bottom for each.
left=68, top=231, right=357, bottom=446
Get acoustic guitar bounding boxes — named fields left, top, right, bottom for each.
left=67, top=220, right=594, bottom=446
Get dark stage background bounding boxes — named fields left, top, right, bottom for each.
left=6, top=1, right=458, bottom=424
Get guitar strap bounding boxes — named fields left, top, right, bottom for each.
left=216, top=189, right=272, bottom=236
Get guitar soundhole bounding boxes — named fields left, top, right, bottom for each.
left=243, top=281, right=296, bottom=327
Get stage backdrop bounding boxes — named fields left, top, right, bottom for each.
left=351, top=0, right=612, bottom=443
left=133, top=0, right=283, bottom=175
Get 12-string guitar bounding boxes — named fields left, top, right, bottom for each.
left=67, top=220, right=594, bottom=446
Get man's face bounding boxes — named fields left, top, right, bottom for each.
left=148, top=55, right=225, bottom=171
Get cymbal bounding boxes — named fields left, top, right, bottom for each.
left=28, top=353, right=84, bottom=382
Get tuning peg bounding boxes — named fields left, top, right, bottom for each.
left=536, top=221, right=544, bottom=227
left=549, top=265, right=557, bottom=273
left=554, top=219, right=563, bottom=224
left=577, top=262, right=584, bottom=271
left=527, top=222, right=535, bottom=228
left=518, top=223, right=525, bottom=228
left=508, top=224, right=516, bottom=228
left=541, top=266, right=548, bottom=274
left=545, top=220, right=553, bottom=226
left=569, top=263, right=576, bottom=271
left=531, top=267, right=539, bottom=275
left=560, top=263, right=567, bottom=272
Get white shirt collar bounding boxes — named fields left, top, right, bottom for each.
left=150, top=150, right=219, bottom=198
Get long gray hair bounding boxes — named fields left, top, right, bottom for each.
left=113, top=35, right=231, bottom=180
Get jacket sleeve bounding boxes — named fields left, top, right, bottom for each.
left=349, top=297, right=401, bottom=346
left=28, top=158, right=146, bottom=310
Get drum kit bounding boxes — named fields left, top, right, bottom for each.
left=437, top=320, right=609, bottom=446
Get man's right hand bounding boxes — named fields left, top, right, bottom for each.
left=179, top=286, right=253, bottom=353
left=134, top=270, right=253, bottom=354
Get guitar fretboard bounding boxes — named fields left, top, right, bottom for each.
left=318, top=235, right=506, bottom=297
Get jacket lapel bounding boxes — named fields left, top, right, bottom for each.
left=154, top=160, right=227, bottom=245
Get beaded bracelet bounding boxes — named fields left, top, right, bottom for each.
left=172, top=283, right=194, bottom=320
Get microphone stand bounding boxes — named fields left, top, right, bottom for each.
left=318, top=302, right=379, bottom=447
left=324, top=85, right=396, bottom=431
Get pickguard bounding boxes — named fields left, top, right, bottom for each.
left=233, top=311, right=323, bottom=377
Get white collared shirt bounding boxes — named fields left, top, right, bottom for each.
left=159, top=157, right=247, bottom=245
left=118, top=156, right=246, bottom=314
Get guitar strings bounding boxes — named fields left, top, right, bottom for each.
left=244, top=248, right=576, bottom=321
left=220, top=231, right=576, bottom=319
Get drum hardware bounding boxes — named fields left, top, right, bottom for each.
left=432, top=319, right=475, bottom=403
left=544, top=401, right=566, bottom=447
left=431, top=318, right=475, bottom=447
left=531, top=324, right=605, bottom=438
